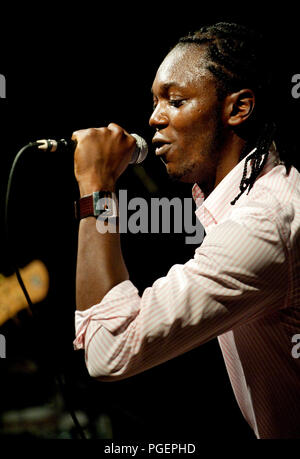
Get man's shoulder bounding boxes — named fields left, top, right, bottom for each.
left=235, top=167, right=299, bottom=222
left=227, top=184, right=295, bottom=244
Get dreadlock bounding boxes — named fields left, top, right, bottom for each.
left=176, top=22, right=292, bottom=205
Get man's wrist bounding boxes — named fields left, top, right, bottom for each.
left=75, top=190, right=118, bottom=221
left=78, top=180, right=116, bottom=197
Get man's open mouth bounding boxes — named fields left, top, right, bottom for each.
left=153, top=142, right=171, bottom=156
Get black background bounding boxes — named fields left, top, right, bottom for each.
left=0, top=3, right=299, bottom=442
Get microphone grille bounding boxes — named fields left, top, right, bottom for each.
left=130, top=134, right=148, bottom=164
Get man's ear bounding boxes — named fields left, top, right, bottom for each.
left=224, top=89, right=255, bottom=127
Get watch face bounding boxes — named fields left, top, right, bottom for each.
left=94, top=191, right=117, bottom=218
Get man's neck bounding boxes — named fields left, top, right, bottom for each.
left=213, top=135, right=246, bottom=190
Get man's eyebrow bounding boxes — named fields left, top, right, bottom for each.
left=151, top=82, right=186, bottom=94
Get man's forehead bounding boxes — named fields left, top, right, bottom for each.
left=151, top=81, right=187, bottom=94
left=152, top=45, right=210, bottom=92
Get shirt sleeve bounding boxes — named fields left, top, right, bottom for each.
left=73, top=195, right=290, bottom=381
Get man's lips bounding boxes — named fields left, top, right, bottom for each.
left=154, top=143, right=171, bottom=156
left=152, top=137, right=172, bottom=156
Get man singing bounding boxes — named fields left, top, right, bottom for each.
left=72, top=22, right=300, bottom=439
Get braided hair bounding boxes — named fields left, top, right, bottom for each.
left=176, top=22, right=292, bottom=205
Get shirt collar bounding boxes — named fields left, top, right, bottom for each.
left=192, top=142, right=281, bottom=233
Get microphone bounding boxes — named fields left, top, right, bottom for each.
left=35, top=133, right=148, bottom=164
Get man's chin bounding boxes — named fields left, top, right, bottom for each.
left=167, top=165, right=196, bottom=184
left=166, top=165, right=183, bottom=182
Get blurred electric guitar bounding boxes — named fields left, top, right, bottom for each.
left=0, top=260, right=49, bottom=326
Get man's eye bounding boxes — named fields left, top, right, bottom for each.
left=169, top=99, right=184, bottom=108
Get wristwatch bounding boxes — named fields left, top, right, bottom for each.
left=74, top=191, right=118, bottom=221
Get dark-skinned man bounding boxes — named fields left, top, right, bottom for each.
left=72, top=23, right=300, bottom=439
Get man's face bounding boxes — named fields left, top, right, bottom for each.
left=150, top=44, right=226, bottom=194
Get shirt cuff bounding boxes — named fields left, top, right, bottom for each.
left=73, top=280, right=140, bottom=350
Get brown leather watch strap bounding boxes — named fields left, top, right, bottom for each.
left=74, top=191, right=117, bottom=221
left=75, top=194, right=94, bottom=220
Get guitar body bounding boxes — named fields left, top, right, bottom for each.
left=0, top=260, right=49, bottom=326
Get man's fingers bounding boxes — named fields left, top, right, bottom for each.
left=72, top=127, right=100, bottom=142
left=71, top=124, right=136, bottom=153
left=107, top=123, right=133, bottom=142
left=107, top=122, right=122, bottom=132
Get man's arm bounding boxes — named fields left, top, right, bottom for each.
left=72, top=123, right=136, bottom=311
left=74, top=205, right=288, bottom=380
left=76, top=218, right=129, bottom=311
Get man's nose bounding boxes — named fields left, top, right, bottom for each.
left=149, top=104, right=168, bottom=129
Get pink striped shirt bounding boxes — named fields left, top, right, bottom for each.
left=74, top=144, right=300, bottom=439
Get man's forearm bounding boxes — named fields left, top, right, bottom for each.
left=76, top=217, right=129, bottom=311
left=72, top=123, right=136, bottom=311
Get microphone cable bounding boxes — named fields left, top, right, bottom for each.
left=4, top=141, right=87, bottom=440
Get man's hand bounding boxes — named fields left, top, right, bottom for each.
left=72, top=123, right=137, bottom=196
